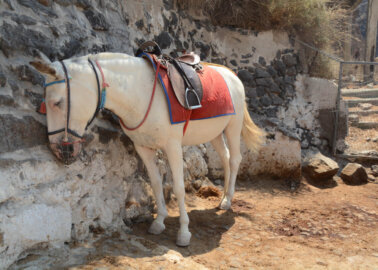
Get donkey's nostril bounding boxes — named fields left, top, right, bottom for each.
left=61, top=143, right=74, bottom=160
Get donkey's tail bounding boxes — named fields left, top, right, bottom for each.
left=241, top=102, right=265, bottom=153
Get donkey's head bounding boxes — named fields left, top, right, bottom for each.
left=30, top=55, right=99, bottom=164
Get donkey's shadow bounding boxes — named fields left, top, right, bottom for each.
left=131, top=207, right=237, bottom=257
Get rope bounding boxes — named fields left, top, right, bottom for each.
left=120, top=62, right=161, bottom=131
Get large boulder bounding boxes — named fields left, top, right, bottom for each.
left=303, top=152, right=339, bottom=181
left=340, top=163, right=368, bottom=185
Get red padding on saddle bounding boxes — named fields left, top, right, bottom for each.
left=147, top=54, right=235, bottom=126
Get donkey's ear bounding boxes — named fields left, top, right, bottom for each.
left=30, top=59, right=57, bottom=77
left=29, top=51, right=60, bottom=78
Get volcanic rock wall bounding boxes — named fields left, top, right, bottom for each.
left=0, top=0, right=341, bottom=267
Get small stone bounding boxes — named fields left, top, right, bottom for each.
left=154, top=31, right=172, bottom=49
left=340, top=163, right=368, bottom=185
left=370, top=165, right=378, bottom=177
left=286, top=66, right=297, bottom=76
left=310, top=137, right=322, bottom=146
left=214, top=179, right=222, bottom=185
left=336, top=139, right=348, bottom=152
left=258, top=56, right=266, bottom=66
left=260, top=95, right=272, bottom=107
left=195, top=41, right=211, bottom=59
left=245, top=87, right=257, bottom=99
left=229, top=59, right=238, bottom=66
left=84, top=8, right=110, bottom=31
left=256, top=78, right=272, bottom=87
left=192, top=179, right=202, bottom=190
left=301, top=139, right=309, bottom=149
left=358, top=103, right=372, bottom=111
left=271, top=95, right=283, bottom=105
left=0, top=67, right=6, bottom=87
left=254, top=67, right=271, bottom=78
left=256, top=86, right=266, bottom=97
left=282, top=54, right=297, bottom=67
left=348, top=114, right=359, bottom=124
left=269, top=83, right=281, bottom=94
left=237, top=70, right=255, bottom=87
left=241, top=53, right=252, bottom=59
left=267, top=66, right=277, bottom=77
left=135, top=19, right=144, bottom=30
left=272, top=60, right=286, bottom=76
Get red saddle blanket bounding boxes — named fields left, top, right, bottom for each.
left=141, top=53, right=235, bottom=126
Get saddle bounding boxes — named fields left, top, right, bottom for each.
left=136, top=41, right=203, bottom=110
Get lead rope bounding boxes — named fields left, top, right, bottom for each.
left=119, top=61, right=161, bottom=131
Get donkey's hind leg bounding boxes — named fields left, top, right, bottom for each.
left=135, top=145, right=167, bottom=235
left=220, top=119, right=243, bottom=210
left=210, top=134, right=231, bottom=210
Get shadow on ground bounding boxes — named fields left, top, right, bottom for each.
left=131, top=206, right=238, bottom=257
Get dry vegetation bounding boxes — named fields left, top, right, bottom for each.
left=178, top=0, right=348, bottom=48
left=177, top=0, right=354, bottom=77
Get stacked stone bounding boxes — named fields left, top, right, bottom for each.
left=237, top=49, right=301, bottom=118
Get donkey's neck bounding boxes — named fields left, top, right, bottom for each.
left=98, top=55, right=156, bottom=127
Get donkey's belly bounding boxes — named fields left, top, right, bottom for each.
left=181, top=115, right=232, bottom=145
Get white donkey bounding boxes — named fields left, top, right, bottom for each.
left=30, top=52, right=264, bottom=246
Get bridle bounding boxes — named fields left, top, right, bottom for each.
left=44, top=59, right=107, bottom=145
left=44, top=53, right=159, bottom=149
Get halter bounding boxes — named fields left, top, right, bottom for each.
left=44, top=59, right=107, bottom=144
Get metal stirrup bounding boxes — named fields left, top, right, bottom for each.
left=185, top=87, right=202, bottom=110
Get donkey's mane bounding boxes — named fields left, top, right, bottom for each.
left=68, top=52, right=132, bottom=64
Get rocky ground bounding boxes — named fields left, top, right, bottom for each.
left=10, top=176, right=378, bottom=270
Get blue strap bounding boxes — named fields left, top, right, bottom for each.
left=99, top=88, right=106, bottom=109
left=44, top=79, right=66, bottom=87
left=44, top=77, right=72, bottom=88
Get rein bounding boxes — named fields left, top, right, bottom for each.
left=119, top=60, right=161, bottom=131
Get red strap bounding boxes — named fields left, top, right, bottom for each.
left=95, top=60, right=109, bottom=88
left=120, top=62, right=161, bottom=131
left=183, top=110, right=192, bottom=135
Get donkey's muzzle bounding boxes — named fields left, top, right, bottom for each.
left=61, top=143, right=74, bottom=163
left=49, top=140, right=83, bottom=165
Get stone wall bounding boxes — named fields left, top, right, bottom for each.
left=0, top=0, right=342, bottom=267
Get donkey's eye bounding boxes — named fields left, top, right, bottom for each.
left=54, top=100, right=62, bottom=107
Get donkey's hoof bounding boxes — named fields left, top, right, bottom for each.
left=219, top=197, right=231, bottom=210
left=148, top=221, right=165, bottom=235
left=176, top=230, right=191, bottom=247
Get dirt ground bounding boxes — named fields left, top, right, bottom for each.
left=13, top=177, right=378, bottom=270
left=346, top=127, right=378, bottom=152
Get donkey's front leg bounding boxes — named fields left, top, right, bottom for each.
left=165, top=140, right=191, bottom=246
left=135, top=145, right=167, bottom=235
